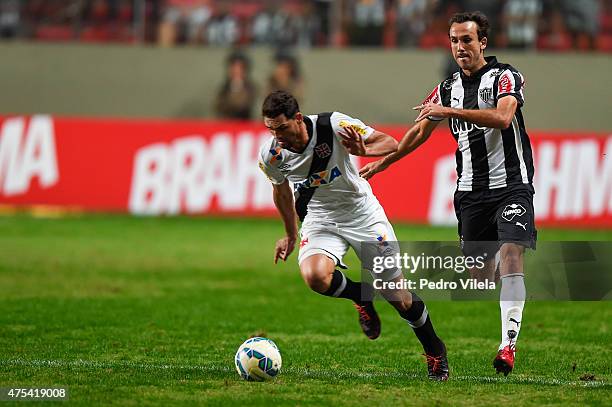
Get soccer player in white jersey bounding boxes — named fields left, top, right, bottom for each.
left=360, top=12, right=535, bottom=376
left=258, top=90, right=449, bottom=380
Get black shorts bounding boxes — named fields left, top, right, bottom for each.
left=454, top=185, right=537, bottom=258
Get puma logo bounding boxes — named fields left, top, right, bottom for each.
left=452, top=97, right=460, bottom=103
left=510, top=318, right=521, bottom=327
left=515, top=222, right=527, bottom=230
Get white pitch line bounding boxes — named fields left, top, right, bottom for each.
left=1, top=359, right=608, bottom=388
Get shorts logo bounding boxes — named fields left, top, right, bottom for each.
left=314, top=143, right=332, bottom=158
left=502, top=204, right=526, bottom=222
left=376, top=234, right=389, bottom=247
left=300, top=237, right=309, bottom=248
left=479, top=87, right=493, bottom=103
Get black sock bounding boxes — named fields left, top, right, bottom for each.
left=398, top=292, right=444, bottom=355
left=322, top=270, right=372, bottom=304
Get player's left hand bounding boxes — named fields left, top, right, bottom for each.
left=413, top=103, right=450, bottom=122
left=274, top=236, right=296, bottom=264
left=339, top=125, right=367, bottom=156
left=359, top=159, right=389, bottom=180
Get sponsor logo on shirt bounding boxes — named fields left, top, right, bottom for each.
left=258, top=161, right=276, bottom=182
left=294, top=166, right=343, bottom=190
left=339, top=121, right=367, bottom=136
left=269, top=146, right=283, bottom=165
left=499, top=73, right=513, bottom=94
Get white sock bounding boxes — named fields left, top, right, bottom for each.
left=499, top=273, right=526, bottom=350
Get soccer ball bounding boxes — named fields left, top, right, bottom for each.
left=234, top=337, right=282, bottom=381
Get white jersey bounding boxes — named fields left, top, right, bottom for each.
left=258, top=112, right=383, bottom=223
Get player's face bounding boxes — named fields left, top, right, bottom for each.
left=449, top=22, right=487, bottom=73
left=263, top=113, right=303, bottom=149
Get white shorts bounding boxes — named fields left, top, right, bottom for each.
left=297, top=206, right=401, bottom=280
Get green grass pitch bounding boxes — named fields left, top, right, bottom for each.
left=0, top=215, right=610, bottom=405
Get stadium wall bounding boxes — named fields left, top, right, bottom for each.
left=0, top=115, right=610, bottom=228
left=0, top=43, right=610, bottom=131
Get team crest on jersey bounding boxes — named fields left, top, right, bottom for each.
left=269, top=147, right=283, bottom=165
left=294, top=166, right=342, bottom=190
left=479, top=87, right=493, bottom=103
left=314, top=143, right=332, bottom=158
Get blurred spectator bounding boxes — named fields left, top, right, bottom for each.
left=347, top=0, right=386, bottom=46
left=214, top=51, right=258, bottom=120
left=82, top=0, right=120, bottom=22
left=205, top=1, right=238, bottom=46
left=538, top=5, right=572, bottom=51
left=251, top=0, right=306, bottom=48
left=499, top=0, right=542, bottom=49
left=295, top=1, right=324, bottom=47
left=158, top=0, right=211, bottom=46
left=396, top=0, right=430, bottom=47
left=251, top=0, right=278, bottom=45
left=558, top=0, right=601, bottom=49
left=0, top=0, right=20, bottom=38
left=265, top=50, right=305, bottom=104
left=437, top=0, right=502, bottom=44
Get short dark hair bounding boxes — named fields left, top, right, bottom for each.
left=449, top=11, right=489, bottom=41
left=262, top=90, right=300, bottom=119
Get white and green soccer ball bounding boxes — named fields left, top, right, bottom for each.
left=234, top=337, right=282, bottom=381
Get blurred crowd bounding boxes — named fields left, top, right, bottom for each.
left=1, top=0, right=611, bottom=51
left=213, top=48, right=304, bottom=120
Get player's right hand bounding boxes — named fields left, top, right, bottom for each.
left=359, top=160, right=389, bottom=180
left=274, top=236, right=296, bottom=264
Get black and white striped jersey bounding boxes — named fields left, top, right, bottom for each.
left=423, top=56, right=535, bottom=191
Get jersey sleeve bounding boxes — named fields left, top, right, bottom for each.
left=258, top=142, right=286, bottom=185
left=421, top=84, right=445, bottom=121
left=331, top=112, right=375, bottom=141
left=496, top=68, right=525, bottom=107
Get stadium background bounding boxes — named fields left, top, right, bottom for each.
left=0, top=1, right=610, bottom=405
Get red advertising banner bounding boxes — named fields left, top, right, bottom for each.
left=0, top=115, right=610, bottom=228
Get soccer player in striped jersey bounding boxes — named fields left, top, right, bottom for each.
left=258, top=90, right=449, bottom=380
left=360, top=11, right=536, bottom=376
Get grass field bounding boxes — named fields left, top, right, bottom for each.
left=0, top=215, right=610, bottom=405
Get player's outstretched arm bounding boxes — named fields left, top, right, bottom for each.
left=272, top=180, right=298, bottom=264
left=338, top=126, right=398, bottom=157
left=414, top=97, right=518, bottom=129
left=359, top=119, right=438, bottom=180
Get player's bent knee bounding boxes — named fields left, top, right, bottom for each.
left=300, top=254, right=335, bottom=293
